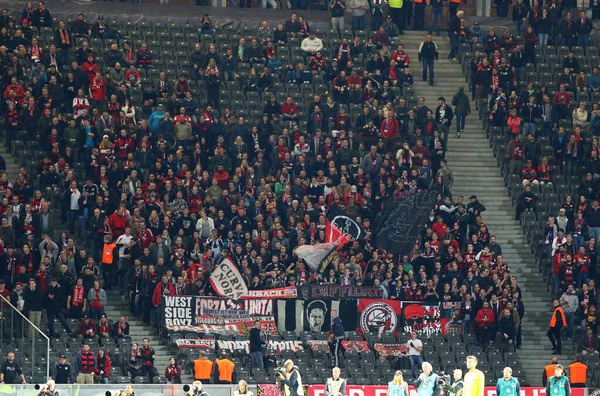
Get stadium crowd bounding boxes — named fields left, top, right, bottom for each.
left=0, top=0, right=596, bottom=387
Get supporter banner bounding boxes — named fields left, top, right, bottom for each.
left=374, top=190, right=438, bottom=254
left=326, top=208, right=365, bottom=247
left=356, top=299, right=402, bottom=335
left=217, top=339, right=303, bottom=353
left=295, top=243, right=338, bottom=273
left=297, top=284, right=383, bottom=300
left=209, top=257, right=249, bottom=300
left=341, top=340, right=370, bottom=353
left=244, top=287, right=298, bottom=299
left=401, top=302, right=448, bottom=337
left=163, top=296, right=195, bottom=327
left=302, top=385, right=586, bottom=396
left=166, top=319, right=277, bottom=336
left=303, top=300, right=332, bottom=332
left=175, top=339, right=216, bottom=349
left=162, top=296, right=274, bottom=332
left=373, top=343, right=408, bottom=358
left=441, top=301, right=464, bottom=337
left=307, top=340, right=331, bottom=352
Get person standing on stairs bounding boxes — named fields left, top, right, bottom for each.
left=418, top=35, right=438, bottom=86
left=452, top=87, right=470, bottom=138
left=435, top=97, right=453, bottom=146
left=448, top=10, right=463, bottom=61
left=547, top=299, right=567, bottom=354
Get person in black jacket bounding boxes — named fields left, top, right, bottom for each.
left=447, top=10, right=462, bottom=60
left=512, top=0, right=529, bottom=36
left=46, top=277, right=72, bottom=338
left=31, top=2, right=52, bottom=28
left=558, top=13, right=578, bottom=47
left=54, top=355, right=74, bottom=384
left=576, top=11, right=593, bottom=48
left=204, top=68, right=220, bottom=111
left=330, top=310, right=344, bottom=368
left=418, top=35, right=439, bottom=86
left=23, top=277, right=42, bottom=339
left=494, top=308, right=516, bottom=353
left=249, top=320, right=265, bottom=370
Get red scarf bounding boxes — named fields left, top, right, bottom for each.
left=72, top=285, right=84, bottom=306
left=60, top=29, right=69, bottom=45
left=91, top=287, right=103, bottom=308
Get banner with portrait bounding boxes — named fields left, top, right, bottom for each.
left=303, top=300, right=332, bottom=332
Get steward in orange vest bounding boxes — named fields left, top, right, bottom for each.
left=194, top=351, right=213, bottom=382
left=547, top=300, right=567, bottom=354
left=214, top=351, right=236, bottom=384
left=569, top=357, right=587, bottom=387
left=543, top=357, right=559, bottom=386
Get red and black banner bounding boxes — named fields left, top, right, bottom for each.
left=356, top=299, right=402, bottom=335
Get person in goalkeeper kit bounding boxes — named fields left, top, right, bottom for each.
left=463, top=356, right=484, bottom=396
left=441, top=369, right=464, bottom=396
left=325, top=367, right=347, bottom=396
left=496, top=367, right=520, bottom=396
left=545, top=364, right=571, bottom=396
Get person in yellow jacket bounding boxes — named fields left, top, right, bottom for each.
left=548, top=300, right=567, bottom=354
left=463, top=356, right=484, bottom=396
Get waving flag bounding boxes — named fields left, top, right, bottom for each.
left=209, top=257, right=248, bottom=300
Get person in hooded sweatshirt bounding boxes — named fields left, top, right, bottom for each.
left=451, top=87, right=470, bottom=138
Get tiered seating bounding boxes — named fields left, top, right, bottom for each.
left=172, top=330, right=527, bottom=385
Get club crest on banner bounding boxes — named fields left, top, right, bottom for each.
left=360, top=302, right=398, bottom=335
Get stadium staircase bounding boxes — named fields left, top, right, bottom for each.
left=102, top=292, right=193, bottom=383
left=402, top=31, right=572, bottom=386
left=0, top=144, right=27, bottom=183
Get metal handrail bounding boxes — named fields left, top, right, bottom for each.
left=0, top=293, right=50, bottom=381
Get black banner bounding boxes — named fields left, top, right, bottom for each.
left=303, top=300, right=332, bottom=332
left=374, top=190, right=438, bottom=254
left=297, top=284, right=384, bottom=300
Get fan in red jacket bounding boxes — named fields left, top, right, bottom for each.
left=89, top=73, right=106, bottom=102
left=82, top=53, right=99, bottom=83
left=380, top=115, right=399, bottom=139
left=3, top=77, right=25, bottom=105
left=475, top=301, right=496, bottom=343
left=115, top=129, right=134, bottom=161
left=152, top=275, right=176, bottom=306
left=109, top=208, right=128, bottom=238
left=392, top=44, right=411, bottom=68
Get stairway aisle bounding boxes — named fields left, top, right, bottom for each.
left=0, top=145, right=25, bottom=181
left=401, top=31, right=570, bottom=385
left=104, top=291, right=195, bottom=383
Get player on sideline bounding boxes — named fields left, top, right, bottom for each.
left=463, top=356, right=484, bottom=396
left=496, top=367, right=520, bottom=396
